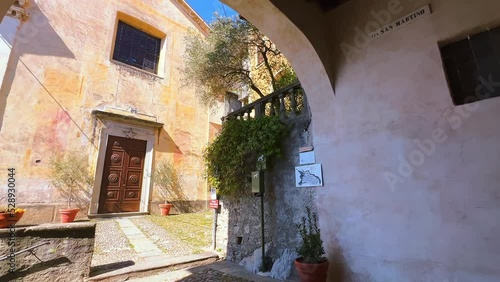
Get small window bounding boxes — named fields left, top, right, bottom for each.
left=440, top=27, right=500, bottom=105
left=113, top=21, right=162, bottom=74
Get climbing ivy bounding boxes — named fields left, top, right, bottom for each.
left=203, top=116, right=287, bottom=196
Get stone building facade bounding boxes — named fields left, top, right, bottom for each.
left=0, top=0, right=222, bottom=223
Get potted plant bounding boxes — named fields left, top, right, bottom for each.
left=0, top=205, right=26, bottom=228
left=294, top=207, right=329, bottom=282
left=50, top=153, right=93, bottom=223
left=154, top=160, right=181, bottom=216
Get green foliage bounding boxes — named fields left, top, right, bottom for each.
left=275, top=67, right=298, bottom=90
left=49, top=153, right=93, bottom=209
left=296, top=207, right=326, bottom=263
left=182, top=16, right=297, bottom=107
left=203, top=116, right=287, bottom=196
left=153, top=159, right=182, bottom=204
left=183, top=16, right=251, bottom=107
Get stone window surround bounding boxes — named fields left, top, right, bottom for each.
left=109, top=12, right=168, bottom=78
left=89, top=110, right=163, bottom=215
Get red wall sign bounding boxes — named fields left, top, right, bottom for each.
left=209, top=200, right=219, bottom=209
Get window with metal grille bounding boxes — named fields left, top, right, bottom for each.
left=441, top=26, right=500, bottom=105
left=113, top=21, right=162, bottom=74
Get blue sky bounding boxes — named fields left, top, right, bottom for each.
left=184, top=0, right=238, bottom=24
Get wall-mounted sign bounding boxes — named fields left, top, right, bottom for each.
left=299, top=151, right=315, bottom=165
left=295, top=164, right=323, bottom=188
left=209, top=199, right=219, bottom=209
left=369, top=5, right=431, bottom=40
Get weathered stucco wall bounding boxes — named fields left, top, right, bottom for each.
left=0, top=0, right=217, bottom=221
left=225, top=0, right=500, bottom=281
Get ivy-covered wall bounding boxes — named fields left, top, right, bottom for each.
left=215, top=110, right=319, bottom=270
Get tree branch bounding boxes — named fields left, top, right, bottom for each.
left=261, top=50, right=278, bottom=91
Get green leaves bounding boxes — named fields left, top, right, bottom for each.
left=296, top=207, right=326, bottom=263
left=181, top=16, right=297, bottom=107
left=153, top=159, right=182, bottom=204
left=49, top=153, right=93, bottom=209
left=182, top=16, right=252, bottom=108
left=203, top=116, right=287, bottom=196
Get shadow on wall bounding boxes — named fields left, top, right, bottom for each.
left=155, top=128, right=184, bottom=154
left=1, top=257, right=71, bottom=281
left=0, top=1, right=75, bottom=131
left=153, top=158, right=197, bottom=213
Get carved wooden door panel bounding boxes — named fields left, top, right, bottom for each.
left=98, top=136, right=147, bottom=213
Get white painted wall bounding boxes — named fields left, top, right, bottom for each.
left=225, top=0, right=500, bottom=280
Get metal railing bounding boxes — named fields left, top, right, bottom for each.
left=0, top=241, right=50, bottom=262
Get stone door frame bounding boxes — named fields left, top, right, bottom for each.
left=89, top=117, right=159, bottom=215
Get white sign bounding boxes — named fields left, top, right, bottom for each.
left=295, top=164, right=323, bottom=188
left=369, top=5, right=431, bottom=40
left=210, top=188, right=217, bottom=200
left=299, top=151, right=315, bottom=165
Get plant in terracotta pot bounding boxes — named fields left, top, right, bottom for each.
left=153, top=159, right=182, bottom=216
left=294, top=207, right=329, bottom=282
left=0, top=204, right=26, bottom=228
left=50, top=153, right=93, bottom=223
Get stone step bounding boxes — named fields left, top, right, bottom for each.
left=87, top=252, right=219, bottom=282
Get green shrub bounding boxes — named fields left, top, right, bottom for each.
left=296, top=207, right=326, bottom=263
left=203, top=115, right=287, bottom=196
left=49, top=153, right=93, bottom=209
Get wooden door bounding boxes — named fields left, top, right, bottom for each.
left=98, top=136, right=147, bottom=213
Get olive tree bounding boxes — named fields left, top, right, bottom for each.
left=182, top=16, right=296, bottom=107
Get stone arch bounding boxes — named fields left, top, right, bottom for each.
left=221, top=0, right=336, bottom=149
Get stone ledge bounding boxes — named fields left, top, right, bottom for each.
left=0, top=222, right=96, bottom=238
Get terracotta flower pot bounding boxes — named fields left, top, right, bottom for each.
left=0, top=211, right=25, bottom=228
left=159, top=204, right=172, bottom=216
left=294, top=258, right=329, bottom=282
left=59, top=208, right=80, bottom=223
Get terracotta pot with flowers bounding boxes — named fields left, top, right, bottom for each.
left=0, top=206, right=26, bottom=228
left=294, top=207, right=329, bottom=282
left=154, top=160, right=182, bottom=216
left=50, top=153, right=93, bottom=223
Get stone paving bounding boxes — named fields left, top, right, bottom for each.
left=91, top=218, right=141, bottom=267
left=91, top=216, right=199, bottom=268
left=91, top=216, right=296, bottom=281
left=132, top=268, right=252, bottom=282
left=116, top=218, right=166, bottom=260
left=130, top=216, right=197, bottom=257
left=128, top=261, right=296, bottom=282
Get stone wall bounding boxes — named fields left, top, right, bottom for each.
left=0, top=222, right=96, bottom=281
left=216, top=109, right=318, bottom=277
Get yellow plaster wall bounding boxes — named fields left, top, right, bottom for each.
left=0, top=0, right=217, bottom=207
left=249, top=47, right=294, bottom=101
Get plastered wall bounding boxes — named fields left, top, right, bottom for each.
left=224, top=0, right=500, bottom=280
left=0, top=0, right=217, bottom=217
